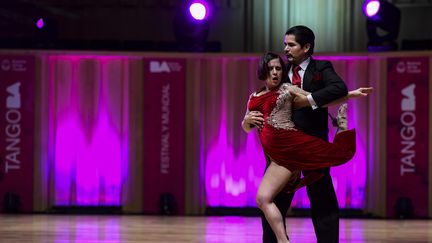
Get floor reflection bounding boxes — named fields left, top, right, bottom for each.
left=0, top=215, right=430, bottom=242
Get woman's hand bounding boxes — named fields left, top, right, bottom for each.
left=349, top=87, right=373, bottom=98
left=291, top=92, right=310, bottom=109
left=242, top=110, right=264, bottom=131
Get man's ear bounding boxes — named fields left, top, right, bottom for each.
left=303, top=43, right=311, bottom=54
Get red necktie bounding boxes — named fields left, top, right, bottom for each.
left=292, top=65, right=301, bottom=87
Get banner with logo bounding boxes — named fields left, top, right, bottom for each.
left=0, top=55, right=35, bottom=212
left=387, top=57, right=429, bottom=218
left=142, top=58, right=185, bottom=214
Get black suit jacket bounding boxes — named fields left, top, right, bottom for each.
left=286, top=58, right=348, bottom=141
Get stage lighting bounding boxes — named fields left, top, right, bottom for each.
left=173, top=1, right=211, bottom=52
left=362, top=0, right=401, bottom=52
left=36, top=18, right=44, bottom=29
left=189, top=1, right=209, bottom=21
left=35, top=17, right=58, bottom=48
left=363, top=0, right=380, bottom=18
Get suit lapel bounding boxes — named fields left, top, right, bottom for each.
left=303, top=58, right=316, bottom=92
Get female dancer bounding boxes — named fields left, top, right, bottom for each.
left=242, top=52, right=372, bottom=243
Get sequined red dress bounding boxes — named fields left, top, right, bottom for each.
left=247, top=83, right=356, bottom=171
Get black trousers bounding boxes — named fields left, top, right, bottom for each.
left=261, top=168, right=339, bottom=243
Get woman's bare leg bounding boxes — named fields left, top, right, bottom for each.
left=256, top=161, right=292, bottom=243
left=337, top=103, right=348, bottom=132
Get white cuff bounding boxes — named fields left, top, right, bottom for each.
left=307, top=94, right=318, bottom=110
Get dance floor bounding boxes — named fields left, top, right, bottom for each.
left=0, top=215, right=431, bottom=242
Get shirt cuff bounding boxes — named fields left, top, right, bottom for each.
left=307, top=94, right=319, bottom=110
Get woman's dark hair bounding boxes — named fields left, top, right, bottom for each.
left=285, top=25, right=315, bottom=56
left=257, top=52, right=287, bottom=81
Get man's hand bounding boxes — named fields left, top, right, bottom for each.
left=349, top=87, right=373, bottom=98
left=291, top=92, right=310, bottom=109
left=243, top=110, right=264, bottom=129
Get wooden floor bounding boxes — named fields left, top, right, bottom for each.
left=0, top=215, right=431, bottom=242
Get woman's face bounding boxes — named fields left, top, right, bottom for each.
left=265, top=58, right=283, bottom=90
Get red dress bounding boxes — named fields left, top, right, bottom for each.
left=247, top=84, right=356, bottom=172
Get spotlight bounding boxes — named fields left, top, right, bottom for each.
left=362, top=0, right=401, bottom=52
left=189, top=1, right=210, bottom=21
left=36, top=18, right=44, bottom=29
left=363, top=0, right=380, bottom=18
left=35, top=17, right=58, bottom=48
left=173, top=1, right=211, bottom=52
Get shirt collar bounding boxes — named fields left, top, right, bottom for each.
left=297, top=57, right=310, bottom=71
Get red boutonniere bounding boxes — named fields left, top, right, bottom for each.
left=312, top=72, right=322, bottom=81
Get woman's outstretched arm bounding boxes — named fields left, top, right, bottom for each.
left=323, top=87, right=373, bottom=107
left=290, top=87, right=373, bottom=108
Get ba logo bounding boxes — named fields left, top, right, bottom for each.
left=401, top=84, right=415, bottom=112
left=7, top=82, right=21, bottom=109
left=149, top=61, right=182, bottom=73
left=150, top=61, right=171, bottom=73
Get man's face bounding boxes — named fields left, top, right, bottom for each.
left=265, top=58, right=283, bottom=90
left=284, top=34, right=310, bottom=65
